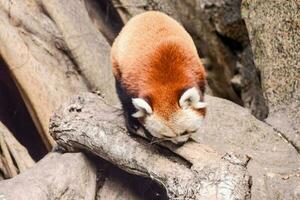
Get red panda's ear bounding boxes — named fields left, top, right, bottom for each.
left=194, top=102, right=207, bottom=109
left=179, top=87, right=206, bottom=109
left=132, top=98, right=153, bottom=118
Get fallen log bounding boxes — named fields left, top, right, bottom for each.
left=50, top=92, right=251, bottom=200
left=0, top=152, right=97, bottom=200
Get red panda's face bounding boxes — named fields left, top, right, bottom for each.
left=132, top=87, right=206, bottom=144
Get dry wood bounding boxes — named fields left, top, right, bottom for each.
left=0, top=122, right=35, bottom=173
left=0, top=155, right=7, bottom=178
left=111, top=0, right=181, bottom=22
left=0, top=0, right=119, bottom=149
left=0, top=152, right=97, bottom=200
left=0, top=0, right=89, bottom=149
left=0, top=0, right=124, bottom=149
left=243, top=0, right=300, bottom=150
left=0, top=150, right=147, bottom=200
left=0, top=156, right=6, bottom=180
left=0, top=131, right=17, bottom=177
left=41, top=0, right=118, bottom=105
left=50, top=93, right=251, bottom=200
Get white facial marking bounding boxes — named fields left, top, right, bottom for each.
left=142, top=108, right=204, bottom=142
left=144, top=114, right=176, bottom=138
left=132, top=111, right=144, bottom=118
left=170, top=134, right=190, bottom=144
left=171, top=108, right=204, bottom=135
left=194, top=102, right=207, bottom=109
left=132, top=98, right=152, bottom=118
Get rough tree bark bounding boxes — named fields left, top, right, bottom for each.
left=0, top=0, right=119, bottom=149
left=0, top=122, right=35, bottom=179
left=51, top=91, right=300, bottom=200
left=50, top=93, right=251, bottom=200
left=0, top=152, right=97, bottom=200
left=0, top=0, right=88, bottom=149
left=41, top=0, right=118, bottom=104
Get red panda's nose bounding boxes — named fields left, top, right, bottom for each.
left=180, top=131, right=189, bottom=136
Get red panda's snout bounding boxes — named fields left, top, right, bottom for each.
left=132, top=87, right=206, bottom=144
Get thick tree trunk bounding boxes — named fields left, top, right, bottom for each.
left=41, top=0, right=118, bottom=104
left=0, top=0, right=119, bottom=149
left=0, top=0, right=88, bottom=149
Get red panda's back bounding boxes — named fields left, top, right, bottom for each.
left=111, top=11, right=198, bottom=76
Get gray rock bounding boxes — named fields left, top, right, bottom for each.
left=194, top=95, right=300, bottom=200
left=242, top=0, right=300, bottom=150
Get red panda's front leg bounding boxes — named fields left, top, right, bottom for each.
left=115, top=79, right=138, bottom=131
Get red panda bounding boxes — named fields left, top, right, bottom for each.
left=111, top=11, right=206, bottom=144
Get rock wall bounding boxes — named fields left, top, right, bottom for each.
left=242, top=0, right=300, bottom=150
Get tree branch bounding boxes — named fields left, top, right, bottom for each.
left=0, top=152, right=97, bottom=200
left=50, top=93, right=250, bottom=200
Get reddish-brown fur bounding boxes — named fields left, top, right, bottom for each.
left=111, top=11, right=206, bottom=119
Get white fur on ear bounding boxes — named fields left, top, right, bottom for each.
left=194, top=102, right=207, bottom=109
left=132, top=98, right=153, bottom=118
left=132, top=111, right=145, bottom=118
left=179, top=87, right=200, bottom=108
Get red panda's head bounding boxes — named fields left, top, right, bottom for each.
left=131, top=86, right=206, bottom=143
